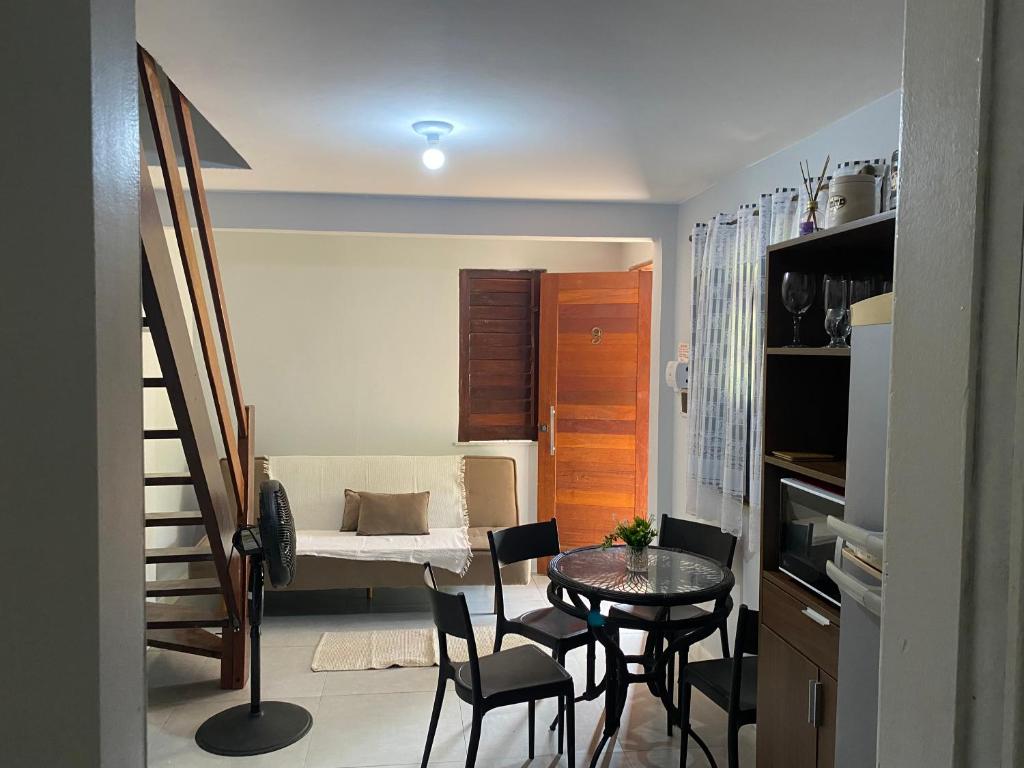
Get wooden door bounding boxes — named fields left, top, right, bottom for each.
left=756, top=626, right=819, bottom=768
left=537, top=271, right=652, bottom=554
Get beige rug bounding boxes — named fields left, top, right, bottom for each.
left=312, top=624, right=539, bottom=671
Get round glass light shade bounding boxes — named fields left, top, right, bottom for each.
left=422, top=147, right=446, bottom=170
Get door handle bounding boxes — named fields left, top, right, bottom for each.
left=548, top=405, right=556, bottom=455
left=807, top=679, right=823, bottom=727
left=801, top=607, right=831, bottom=627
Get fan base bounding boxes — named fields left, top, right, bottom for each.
left=195, top=701, right=313, bottom=756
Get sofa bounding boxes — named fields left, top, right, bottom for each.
left=199, top=454, right=530, bottom=590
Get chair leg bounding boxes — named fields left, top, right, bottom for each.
left=665, top=650, right=675, bottom=736
left=586, top=635, right=596, bottom=691
left=466, top=709, right=482, bottom=768
left=421, top=675, right=446, bottom=768
left=566, top=688, right=576, bottom=768
left=493, top=624, right=503, bottom=654
left=528, top=699, right=535, bottom=759
left=557, top=695, right=564, bottom=754
left=727, top=716, right=740, bottom=768
left=549, top=647, right=567, bottom=732
left=720, top=623, right=731, bottom=659
left=558, top=649, right=566, bottom=737
left=679, top=681, right=692, bottom=768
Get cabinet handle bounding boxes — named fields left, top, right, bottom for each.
left=548, top=405, right=556, bottom=456
left=807, top=680, right=823, bottom=727
left=801, top=607, right=831, bottom=627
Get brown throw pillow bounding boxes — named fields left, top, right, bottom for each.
left=340, top=489, right=361, bottom=532
left=355, top=490, right=430, bottom=536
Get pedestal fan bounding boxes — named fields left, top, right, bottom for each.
left=195, top=480, right=314, bottom=756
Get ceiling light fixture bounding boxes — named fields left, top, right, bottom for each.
left=412, top=120, right=453, bottom=170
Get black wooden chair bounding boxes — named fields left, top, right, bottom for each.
left=421, top=563, right=576, bottom=768
left=679, top=604, right=758, bottom=768
left=608, top=514, right=737, bottom=733
left=488, top=520, right=596, bottom=733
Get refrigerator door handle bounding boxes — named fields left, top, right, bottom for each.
left=826, top=560, right=883, bottom=617
left=827, top=515, right=884, bottom=561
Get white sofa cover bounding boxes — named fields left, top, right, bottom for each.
left=267, top=455, right=472, bottom=574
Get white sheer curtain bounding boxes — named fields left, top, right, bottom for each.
left=686, top=211, right=741, bottom=533
left=686, top=198, right=773, bottom=550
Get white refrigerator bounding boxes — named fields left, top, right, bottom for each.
left=828, top=293, right=890, bottom=768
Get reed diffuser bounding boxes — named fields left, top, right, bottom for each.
left=799, top=154, right=831, bottom=235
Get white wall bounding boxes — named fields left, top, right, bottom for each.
left=211, top=230, right=640, bottom=522
left=672, top=91, right=903, bottom=617
left=194, top=192, right=680, bottom=518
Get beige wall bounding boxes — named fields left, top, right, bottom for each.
left=208, top=230, right=642, bottom=522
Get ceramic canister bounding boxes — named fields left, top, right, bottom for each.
left=827, top=173, right=876, bottom=227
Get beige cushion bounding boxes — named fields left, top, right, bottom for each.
left=355, top=491, right=430, bottom=536
left=468, top=526, right=509, bottom=552
left=464, top=456, right=519, bottom=528
left=341, top=489, right=361, bottom=531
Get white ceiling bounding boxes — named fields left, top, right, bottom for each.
left=138, top=0, right=904, bottom=203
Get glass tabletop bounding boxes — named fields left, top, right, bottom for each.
left=547, top=545, right=734, bottom=606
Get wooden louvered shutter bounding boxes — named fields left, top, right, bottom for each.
left=458, top=269, right=543, bottom=441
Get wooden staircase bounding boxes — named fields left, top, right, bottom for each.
left=139, top=45, right=255, bottom=689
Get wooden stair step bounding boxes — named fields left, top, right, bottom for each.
left=146, top=601, right=227, bottom=629
left=146, top=628, right=222, bottom=658
left=143, top=377, right=166, bottom=388
left=146, top=578, right=222, bottom=597
left=145, top=472, right=193, bottom=486
left=145, top=545, right=212, bottom=564
left=144, top=428, right=180, bottom=439
left=145, top=510, right=203, bottom=527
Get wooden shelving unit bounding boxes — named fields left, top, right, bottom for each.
left=756, top=211, right=895, bottom=768
left=767, top=346, right=850, bottom=357
left=763, top=455, right=846, bottom=488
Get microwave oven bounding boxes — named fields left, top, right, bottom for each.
left=779, top=477, right=845, bottom=605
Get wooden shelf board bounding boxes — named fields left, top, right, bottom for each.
left=768, top=210, right=895, bottom=255
left=764, top=454, right=846, bottom=487
left=767, top=346, right=850, bottom=358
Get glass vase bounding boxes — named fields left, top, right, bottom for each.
left=625, top=546, right=650, bottom=573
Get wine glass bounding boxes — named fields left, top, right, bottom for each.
left=781, top=272, right=816, bottom=347
left=849, top=276, right=876, bottom=306
left=824, top=275, right=851, bottom=348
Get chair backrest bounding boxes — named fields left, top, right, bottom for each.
left=733, top=603, right=759, bottom=657
left=658, top=514, right=737, bottom=569
left=488, top=520, right=560, bottom=620
left=729, top=604, right=759, bottom=709
left=423, top=564, right=482, bottom=697
left=489, top=519, right=561, bottom=566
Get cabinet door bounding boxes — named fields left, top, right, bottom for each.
left=816, top=670, right=838, bottom=768
left=757, top=626, right=819, bottom=768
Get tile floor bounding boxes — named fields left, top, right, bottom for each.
left=147, top=575, right=755, bottom=767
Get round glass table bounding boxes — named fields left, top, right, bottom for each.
left=547, top=545, right=735, bottom=768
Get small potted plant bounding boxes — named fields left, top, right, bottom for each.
left=602, top=515, right=657, bottom=573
